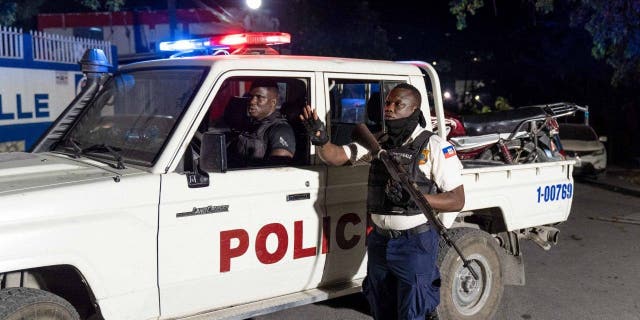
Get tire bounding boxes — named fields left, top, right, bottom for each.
left=0, top=287, right=80, bottom=320
left=436, top=228, right=504, bottom=320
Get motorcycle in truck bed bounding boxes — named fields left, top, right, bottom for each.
left=0, top=42, right=573, bottom=320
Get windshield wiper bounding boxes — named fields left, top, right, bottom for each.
left=60, top=137, right=82, bottom=158
left=82, top=144, right=126, bottom=169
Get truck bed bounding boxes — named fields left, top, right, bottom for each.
left=440, top=160, right=575, bottom=230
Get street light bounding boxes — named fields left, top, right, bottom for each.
left=246, top=0, right=262, bottom=10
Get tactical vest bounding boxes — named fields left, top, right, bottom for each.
left=367, top=130, right=438, bottom=216
left=231, top=112, right=288, bottom=166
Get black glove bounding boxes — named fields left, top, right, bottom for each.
left=385, top=179, right=411, bottom=206
left=302, top=117, right=329, bottom=146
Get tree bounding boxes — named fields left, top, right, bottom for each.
left=571, top=1, right=640, bottom=85
left=277, top=0, right=394, bottom=60
left=0, top=1, right=18, bottom=26
left=449, top=0, right=640, bottom=86
left=77, top=0, right=124, bottom=11
left=0, top=0, right=124, bottom=28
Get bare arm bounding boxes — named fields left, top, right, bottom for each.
left=424, top=184, right=465, bottom=212
left=316, top=143, right=350, bottom=166
left=300, top=105, right=350, bottom=166
left=265, top=148, right=294, bottom=165
left=269, top=148, right=294, bottom=158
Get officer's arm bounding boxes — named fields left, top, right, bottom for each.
left=266, top=148, right=294, bottom=166
left=269, top=148, right=294, bottom=158
left=300, top=105, right=349, bottom=166
left=425, top=184, right=465, bottom=212
left=422, top=137, right=465, bottom=212
left=316, top=143, right=349, bottom=166
left=266, top=124, right=295, bottom=164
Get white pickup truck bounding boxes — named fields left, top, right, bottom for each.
left=0, top=45, right=574, bottom=320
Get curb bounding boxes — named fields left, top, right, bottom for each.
left=577, top=177, right=640, bottom=198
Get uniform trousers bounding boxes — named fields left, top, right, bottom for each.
left=363, top=226, right=441, bottom=320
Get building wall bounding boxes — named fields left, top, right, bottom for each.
left=0, top=26, right=115, bottom=152
left=0, top=67, right=83, bottom=151
left=38, top=9, right=248, bottom=56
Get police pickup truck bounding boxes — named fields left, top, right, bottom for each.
left=0, top=33, right=574, bottom=320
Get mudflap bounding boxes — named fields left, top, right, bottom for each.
left=499, top=250, right=525, bottom=286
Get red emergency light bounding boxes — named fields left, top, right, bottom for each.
left=160, top=32, right=291, bottom=56
left=214, top=32, right=290, bottom=55
left=216, top=32, right=291, bottom=47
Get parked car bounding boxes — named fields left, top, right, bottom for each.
left=559, top=123, right=607, bottom=176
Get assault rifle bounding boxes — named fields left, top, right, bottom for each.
left=353, top=124, right=479, bottom=280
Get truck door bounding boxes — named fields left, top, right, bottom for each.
left=157, top=73, right=327, bottom=318
left=319, top=75, right=408, bottom=285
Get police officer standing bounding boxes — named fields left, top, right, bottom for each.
left=228, top=80, right=296, bottom=167
left=300, top=83, right=465, bottom=320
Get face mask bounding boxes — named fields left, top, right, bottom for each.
left=383, top=109, right=423, bottom=147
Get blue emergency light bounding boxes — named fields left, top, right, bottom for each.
left=158, top=32, right=291, bottom=56
left=159, top=38, right=228, bottom=52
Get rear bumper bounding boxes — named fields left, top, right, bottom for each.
left=572, top=161, right=605, bottom=176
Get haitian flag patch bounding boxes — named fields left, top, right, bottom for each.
left=442, top=145, right=456, bottom=159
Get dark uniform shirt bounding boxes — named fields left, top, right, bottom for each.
left=228, top=111, right=296, bottom=167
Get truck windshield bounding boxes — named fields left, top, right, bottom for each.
left=57, top=67, right=207, bottom=167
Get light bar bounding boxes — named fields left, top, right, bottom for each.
left=216, top=32, right=291, bottom=47
left=159, top=32, right=291, bottom=56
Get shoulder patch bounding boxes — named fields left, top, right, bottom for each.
left=278, top=136, right=289, bottom=148
left=442, top=145, right=456, bottom=159
left=418, top=148, right=430, bottom=165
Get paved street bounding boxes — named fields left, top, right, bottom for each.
left=253, top=182, right=640, bottom=320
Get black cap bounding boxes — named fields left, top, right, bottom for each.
left=250, top=78, right=279, bottom=90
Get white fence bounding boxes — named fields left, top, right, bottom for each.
left=0, top=26, right=113, bottom=65
left=0, top=26, right=23, bottom=59
left=30, top=30, right=113, bottom=64
left=1, top=26, right=116, bottom=152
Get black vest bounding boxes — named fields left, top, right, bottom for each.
left=230, top=112, right=288, bottom=166
left=367, top=130, right=438, bottom=216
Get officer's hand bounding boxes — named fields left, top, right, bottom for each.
left=385, top=179, right=411, bottom=206
left=300, top=105, right=329, bottom=146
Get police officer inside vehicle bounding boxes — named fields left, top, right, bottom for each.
left=300, top=83, right=465, bottom=320
left=228, top=80, right=296, bottom=167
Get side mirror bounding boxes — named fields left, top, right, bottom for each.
left=599, top=136, right=608, bottom=143
left=200, top=132, right=228, bottom=173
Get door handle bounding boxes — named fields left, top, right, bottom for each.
left=287, top=193, right=310, bottom=201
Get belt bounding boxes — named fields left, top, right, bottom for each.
left=374, top=223, right=430, bottom=239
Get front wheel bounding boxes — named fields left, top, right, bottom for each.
left=0, top=287, right=80, bottom=320
left=436, top=228, right=504, bottom=320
